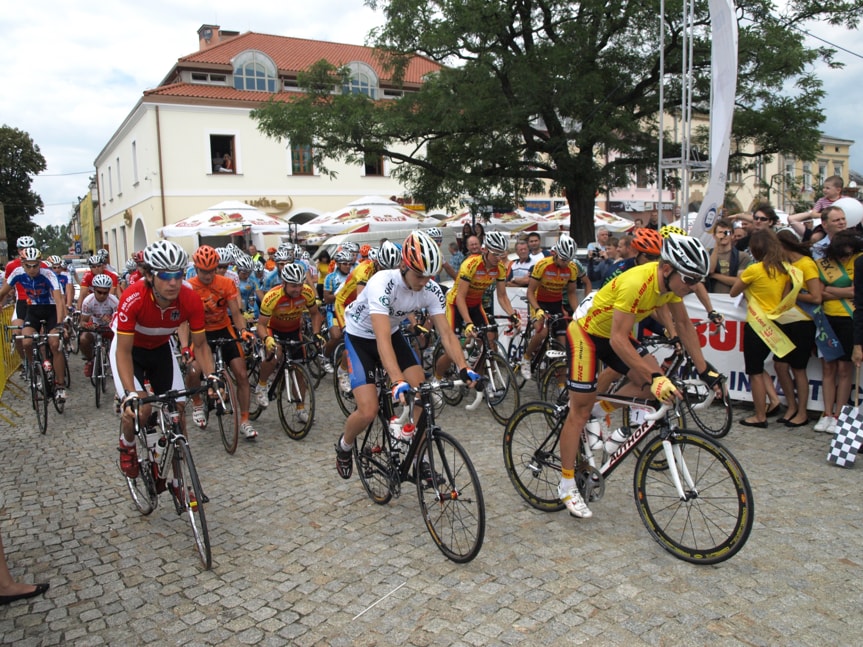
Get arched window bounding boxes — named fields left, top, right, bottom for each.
left=232, top=51, right=277, bottom=93
left=343, top=62, right=378, bottom=99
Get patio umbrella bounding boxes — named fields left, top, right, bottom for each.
left=158, top=200, right=293, bottom=238
left=438, top=209, right=558, bottom=232
left=544, top=207, right=634, bottom=233
left=298, top=196, right=437, bottom=236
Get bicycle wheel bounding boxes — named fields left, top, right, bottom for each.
left=173, top=440, right=212, bottom=569
left=502, top=402, right=566, bottom=511
left=353, top=417, right=394, bottom=505
left=416, top=430, right=485, bottom=563
left=304, top=335, right=326, bottom=388
left=633, top=430, right=754, bottom=565
left=678, top=376, right=733, bottom=438
left=31, top=359, right=48, bottom=434
left=246, top=356, right=263, bottom=421
left=277, top=362, right=315, bottom=440
left=333, top=343, right=358, bottom=417
left=124, top=421, right=158, bottom=515
left=431, top=342, right=466, bottom=406
left=93, top=346, right=104, bottom=408
left=67, top=322, right=79, bottom=354
left=215, top=369, right=240, bottom=454
left=538, top=358, right=568, bottom=406
left=63, top=349, right=71, bottom=388
left=482, top=352, right=520, bottom=425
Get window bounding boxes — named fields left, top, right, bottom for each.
left=291, top=144, right=314, bottom=175
left=132, top=141, right=139, bottom=184
left=108, top=165, right=114, bottom=201
left=210, top=134, right=236, bottom=174
left=191, top=72, right=227, bottom=84
left=343, top=62, right=378, bottom=99
left=819, top=161, right=828, bottom=182
left=232, top=50, right=277, bottom=92
left=363, top=152, right=384, bottom=176
left=116, top=156, right=122, bottom=195
left=802, top=162, right=812, bottom=191
left=635, top=166, right=649, bottom=189
left=834, top=162, right=843, bottom=176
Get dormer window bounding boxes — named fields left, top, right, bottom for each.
left=343, top=62, right=378, bottom=99
left=232, top=50, right=278, bottom=92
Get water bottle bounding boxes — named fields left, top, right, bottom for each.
left=145, top=429, right=161, bottom=458
left=389, top=417, right=403, bottom=444
left=400, top=423, right=416, bottom=443
left=604, top=427, right=631, bottom=455
left=584, top=417, right=604, bottom=450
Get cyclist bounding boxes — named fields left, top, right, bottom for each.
left=322, top=251, right=354, bottom=385
left=186, top=246, right=259, bottom=440
left=557, top=234, right=723, bottom=519
left=520, top=235, right=590, bottom=380
left=76, top=255, right=119, bottom=310
left=334, top=231, right=481, bottom=480
left=46, top=255, right=74, bottom=312
left=215, top=248, right=240, bottom=287
left=5, top=236, right=45, bottom=375
left=0, top=248, right=69, bottom=402
left=112, top=240, right=217, bottom=480
left=261, top=248, right=292, bottom=293
left=235, top=253, right=261, bottom=318
left=434, top=230, right=521, bottom=380
left=254, top=262, right=325, bottom=419
left=79, top=273, right=118, bottom=378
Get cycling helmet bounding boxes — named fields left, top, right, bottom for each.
left=483, top=231, right=509, bottom=254
left=133, top=250, right=145, bottom=263
left=225, top=243, right=239, bottom=257
left=87, top=255, right=103, bottom=266
left=143, top=240, right=188, bottom=272
left=333, top=251, right=353, bottom=264
left=91, top=273, right=114, bottom=290
left=377, top=241, right=401, bottom=270
left=402, top=231, right=442, bottom=277
left=21, top=247, right=41, bottom=262
left=366, top=247, right=379, bottom=262
left=47, top=255, right=63, bottom=266
left=253, top=260, right=264, bottom=273
left=426, top=227, right=443, bottom=242
left=125, top=258, right=137, bottom=272
left=631, top=228, right=663, bottom=256
left=660, top=225, right=687, bottom=239
left=216, top=247, right=233, bottom=266
left=97, top=248, right=110, bottom=260
left=359, top=244, right=372, bottom=258
left=341, top=241, right=359, bottom=254
left=300, top=250, right=310, bottom=261
left=661, top=234, right=710, bottom=281
left=193, top=245, right=219, bottom=271
left=273, top=248, right=292, bottom=263
left=280, top=262, right=306, bottom=284
left=16, top=235, right=36, bottom=249
left=553, top=235, right=577, bottom=262
left=234, top=254, right=254, bottom=272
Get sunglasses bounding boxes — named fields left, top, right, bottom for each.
left=678, top=272, right=701, bottom=286
left=716, top=231, right=731, bottom=237
left=752, top=215, right=771, bottom=222
left=155, top=270, right=184, bottom=281
left=217, top=265, right=229, bottom=269
left=94, top=289, right=110, bottom=296
left=23, top=263, right=40, bottom=269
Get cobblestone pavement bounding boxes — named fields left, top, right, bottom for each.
left=1, top=354, right=862, bottom=646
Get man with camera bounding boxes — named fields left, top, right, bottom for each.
left=586, top=227, right=612, bottom=284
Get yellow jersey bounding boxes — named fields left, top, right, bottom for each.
left=446, top=254, right=505, bottom=309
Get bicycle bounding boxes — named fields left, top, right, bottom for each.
left=198, top=337, right=242, bottom=454
left=353, top=372, right=486, bottom=563
left=258, top=337, right=316, bottom=439
left=12, top=322, right=64, bottom=433
left=432, top=322, right=520, bottom=425
left=507, top=311, right=569, bottom=393
left=502, top=393, right=754, bottom=565
left=82, top=323, right=112, bottom=408
left=122, top=384, right=213, bottom=569
left=64, top=310, right=80, bottom=355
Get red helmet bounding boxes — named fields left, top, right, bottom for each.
left=193, top=245, right=219, bottom=271
left=631, top=228, right=663, bottom=256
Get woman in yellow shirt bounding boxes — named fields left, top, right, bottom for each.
left=730, top=229, right=795, bottom=427
left=813, top=230, right=863, bottom=432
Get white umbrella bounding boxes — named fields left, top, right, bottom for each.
left=544, top=207, right=634, bottom=233
left=438, top=209, right=558, bottom=232
left=158, top=200, right=292, bottom=238
left=298, top=196, right=437, bottom=236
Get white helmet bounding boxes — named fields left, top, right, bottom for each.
left=21, top=247, right=41, bottom=262
left=661, top=234, right=710, bottom=281
left=483, top=231, right=509, bottom=254
left=216, top=247, right=233, bottom=266
left=143, top=240, right=188, bottom=272
left=426, top=227, right=443, bottom=242
left=16, top=236, right=36, bottom=249
left=402, top=231, right=441, bottom=277
left=377, top=241, right=401, bottom=270
left=234, top=254, right=254, bottom=272
left=553, top=235, right=577, bottom=262
left=91, top=273, right=114, bottom=290
left=280, top=262, right=306, bottom=284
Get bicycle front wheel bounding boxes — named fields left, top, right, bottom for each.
left=482, top=352, right=520, bottom=425
left=93, top=346, right=104, bottom=408
left=633, top=430, right=754, bottom=565
left=124, top=421, right=158, bottom=515
left=174, top=440, right=212, bottom=569
left=246, top=356, right=263, bottom=421
left=416, top=430, right=485, bottom=563
left=333, top=343, right=358, bottom=417
left=31, top=359, right=48, bottom=434
left=215, top=369, right=240, bottom=454
left=502, top=402, right=566, bottom=511
left=679, top=378, right=733, bottom=438
left=431, top=342, right=466, bottom=406
left=353, top=417, right=394, bottom=505
left=538, top=358, right=568, bottom=406
left=277, top=363, right=315, bottom=440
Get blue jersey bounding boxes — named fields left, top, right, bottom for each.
left=238, top=275, right=262, bottom=316
left=323, top=270, right=349, bottom=315
left=7, top=267, right=61, bottom=305
left=262, top=268, right=281, bottom=292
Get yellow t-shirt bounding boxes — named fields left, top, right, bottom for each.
left=578, top=262, right=680, bottom=339
left=446, top=254, right=505, bottom=309
left=739, top=262, right=789, bottom=316
left=530, top=256, right=579, bottom=303
left=259, top=283, right=317, bottom=333
left=334, top=260, right=377, bottom=324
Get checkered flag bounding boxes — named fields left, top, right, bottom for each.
left=827, top=404, right=863, bottom=468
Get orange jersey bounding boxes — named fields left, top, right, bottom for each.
left=188, top=274, right=238, bottom=331
left=259, top=283, right=317, bottom=333
left=446, top=254, right=505, bottom=308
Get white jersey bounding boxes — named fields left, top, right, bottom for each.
left=82, top=292, right=119, bottom=324
left=344, top=269, right=446, bottom=339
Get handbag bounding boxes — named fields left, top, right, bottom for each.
left=827, top=370, right=863, bottom=468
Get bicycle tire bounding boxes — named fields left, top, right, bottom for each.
left=215, top=368, right=240, bottom=454
left=507, top=328, right=529, bottom=390
left=538, top=358, right=569, bottom=406
left=678, top=377, right=733, bottom=438
left=354, top=417, right=394, bottom=505
left=31, top=359, right=48, bottom=434
left=416, top=430, right=485, bottom=563
left=633, top=430, right=754, bottom=565
left=67, top=322, right=79, bottom=354
left=246, top=358, right=263, bottom=421
left=124, top=419, right=158, bottom=515
left=431, top=342, right=466, bottom=406
left=502, top=401, right=566, bottom=511
left=174, top=439, right=212, bottom=569
left=94, top=346, right=104, bottom=408
left=303, top=335, right=326, bottom=388
left=277, top=362, right=315, bottom=439
left=482, top=352, right=520, bottom=425
left=63, top=349, right=71, bottom=388
left=333, top=343, right=358, bottom=417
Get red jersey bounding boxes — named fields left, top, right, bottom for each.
left=81, top=270, right=119, bottom=287
left=113, top=279, right=206, bottom=349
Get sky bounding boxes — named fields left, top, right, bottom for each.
left=3, top=2, right=862, bottom=230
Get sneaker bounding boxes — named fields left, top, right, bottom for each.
left=118, top=443, right=139, bottom=479
left=559, top=484, right=593, bottom=519
left=813, top=415, right=834, bottom=433
left=335, top=436, right=353, bottom=479
left=338, top=369, right=351, bottom=394
left=240, top=421, right=258, bottom=440
left=83, top=361, right=93, bottom=378
left=54, top=387, right=66, bottom=403
left=19, top=366, right=27, bottom=381
left=827, top=416, right=838, bottom=434
left=192, top=403, right=206, bottom=429
left=296, top=409, right=310, bottom=424
left=321, top=359, right=335, bottom=374
left=519, top=358, right=532, bottom=380
left=255, top=385, right=269, bottom=408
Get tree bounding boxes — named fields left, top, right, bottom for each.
left=33, top=223, right=72, bottom=258
left=0, top=125, right=45, bottom=245
left=252, top=0, right=862, bottom=245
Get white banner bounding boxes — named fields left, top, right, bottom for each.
left=690, top=0, right=739, bottom=245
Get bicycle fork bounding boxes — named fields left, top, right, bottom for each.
left=661, top=440, right=698, bottom=502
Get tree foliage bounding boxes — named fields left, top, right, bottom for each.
left=0, top=125, right=45, bottom=245
left=33, top=223, right=72, bottom=258
left=252, top=0, right=862, bottom=244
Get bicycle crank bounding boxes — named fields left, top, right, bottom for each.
left=575, top=465, right=605, bottom=502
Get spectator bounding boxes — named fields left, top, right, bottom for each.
left=264, top=247, right=278, bottom=271
left=586, top=227, right=611, bottom=283
left=247, top=244, right=263, bottom=264
left=443, top=241, right=464, bottom=280
left=707, top=217, right=752, bottom=293
left=506, top=239, right=533, bottom=287
left=315, top=250, right=331, bottom=301
left=601, top=235, right=636, bottom=286
left=633, top=218, right=644, bottom=229
left=459, top=223, right=474, bottom=253
left=0, top=528, right=48, bottom=606
left=218, top=153, right=234, bottom=173
left=526, top=232, right=548, bottom=263
left=735, top=203, right=779, bottom=253
left=811, top=205, right=848, bottom=260
left=474, top=222, right=486, bottom=244
left=788, top=175, right=844, bottom=242
left=732, top=220, right=748, bottom=246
